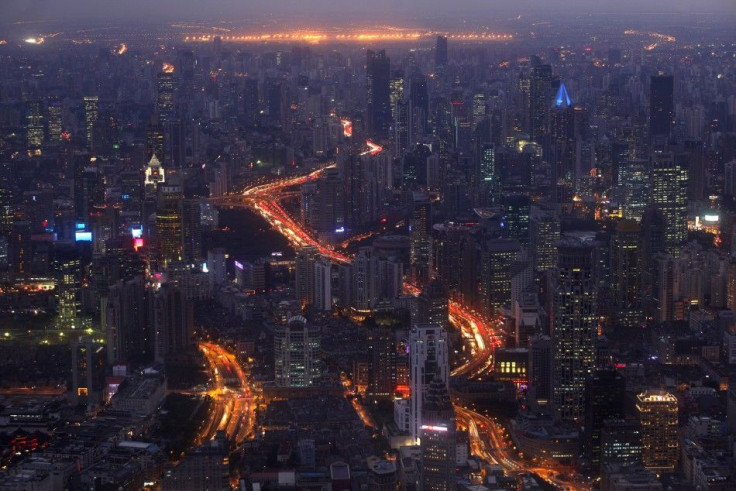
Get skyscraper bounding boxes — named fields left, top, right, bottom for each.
left=83, top=96, right=99, bottom=150
left=56, top=250, right=81, bottom=330
left=366, top=50, right=391, bottom=138
left=410, top=193, right=432, bottom=285
left=530, top=205, right=560, bottom=272
left=367, top=328, right=398, bottom=399
left=529, top=64, right=552, bottom=143
left=409, top=324, right=449, bottom=443
left=550, top=82, right=575, bottom=202
left=420, top=377, right=456, bottom=490
left=295, top=246, right=320, bottom=307
left=610, top=220, right=643, bottom=329
left=552, top=238, right=597, bottom=422
left=650, top=75, right=674, bottom=143
left=434, top=35, right=448, bottom=68
left=72, top=337, right=107, bottom=409
left=314, top=257, right=332, bottom=312
left=156, top=185, right=183, bottom=265
left=651, top=152, right=688, bottom=258
left=583, top=369, right=626, bottom=467
left=637, top=389, right=679, bottom=472
left=274, top=315, right=322, bottom=387
left=156, top=67, right=175, bottom=124
left=153, top=283, right=193, bottom=363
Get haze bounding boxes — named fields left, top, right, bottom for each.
left=3, top=0, right=735, bottom=23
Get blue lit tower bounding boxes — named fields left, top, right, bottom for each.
left=550, top=82, right=576, bottom=203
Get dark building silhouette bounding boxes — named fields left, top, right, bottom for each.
left=366, top=50, right=391, bottom=139
left=584, top=369, right=626, bottom=468
left=650, top=75, right=674, bottom=143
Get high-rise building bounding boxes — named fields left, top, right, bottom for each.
left=610, top=220, right=643, bottom=329
left=410, top=193, right=432, bottom=285
left=105, top=276, right=150, bottom=365
left=83, top=96, right=98, bottom=150
left=480, top=143, right=495, bottom=189
left=156, top=185, right=183, bottom=265
left=530, top=206, right=560, bottom=272
left=480, top=238, right=520, bottom=318
left=552, top=238, right=597, bottom=422
left=25, top=100, right=44, bottom=151
left=417, top=279, right=449, bottom=331
left=501, top=194, right=531, bottom=247
left=314, top=256, right=332, bottom=311
left=295, top=246, right=320, bottom=307
left=144, top=154, right=166, bottom=196
left=529, top=65, right=552, bottom=143
left=367, top=328, right=398, bottom=399
left=409, top=325, right=449, bottom=443
left=47, top=97, right=63, bottom=143
left=420, top=377, right=456, bottom=490
left=550, top=82, right=576, bottom=202
left=600, top=419, right=642, bottom=468
left=153, top=283, right=193, bottom=363
left=366, top=50, right=391, bottom=138
left=182, top=198, right=203, bottom=264
left=637, top=389, right=679, bottom=472
left=583, top=369, right=626, bottom=467
left=56, top=250, right=81, bottom=330
left=650, top=75, right=674, bottom=143
left=434, top=35, right=448, bottom=68
left=618, top=160, right=649, bottom=222
left=274, top=315, right=321, bottom=387
left=72, top=337, right=107, bottom=410
left=651, top=152, right=688, bottom=257
left=156, top=67, right=175, bottom=124
left=528, top=334, right=553, bottom=407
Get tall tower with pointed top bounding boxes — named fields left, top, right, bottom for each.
left=550, top=82, right=576, bottom=203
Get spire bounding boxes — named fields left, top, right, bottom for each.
left=554, top=82, right=572, bottom=108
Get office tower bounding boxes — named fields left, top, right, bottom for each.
left=9, top=220, right=32, bottom=276
left=550, top=82, right=575, bottom=201
left=153, top=283, right=193, bottom=363
left=650, top=75, right=674, bottom=143
left=167, top=118, right=185, bottom=168
left=611, top=220, right=643, bottom=329
left=47, top=97, right=63, bottom=143
left=501, top=194, right=531, bottom=247
left=480, top=238, right=520, bottom=318
left=316, top=168, right=345, bottom=238
left=314, top=256, right=332, bottom=311
left=351, top=247, right=376, bottom=312
left=409, top=193, right=432, bottom=285
left=366, top=50, right=391, bottom=138
left=480, top=143, right=495, bottom=190
left=206, top=248, right=227, bottom=293
left=651, top=152, right=688, bottom=257
left=389, top=70, right=404, bottom=122
left=600, top=419, right=642, bottom=468
left=156, top=185, right=183, bottom=265
left=618, top=160, right=649, bottom=222
left=435, top=35, right=448, bottom=68
left=637, top=389, right=679, bottom=472
left=144, top=154, right=166, bottom=196
left=409, top=325, right=449, bottom=443
left=83, top=96, right=98, bottom=150
left=295, top=246, right=320, bottom=307
left=409, top=75, right=429, bottom=138
left=340, top=150, right=364, bottom=231
left=25, top=100, right=44, bottom=151
left=529, top=65, right=552, bottom=143
left=417, top=279, right=449, bottom=331
left=146, top=117, right=165, bottom=162
left=367, top=328, right=397, bottom=399
left=420, top=377, right=456, bottom=491
left=552, top=239, right=597, bottom=422
left=56, top=250, right=81, bottom=330
left=243, top=77, right=259, bottom=127
left=105, top=276, right=149, bottom=365
left=583, top=369, right=626, bottom=467
left=528, top=334, right=553, bottom=407
left=156, top=67, right=175, bottom=124
left=530, top=206, right=560, bottom=272
left=182, top=198, right=203, bottom=263
left=72, top=337, right=106, bottom=409
left=74, top=156, right=104, bottom=222
left=494, top=348, right=529, bottom=388
left=274, top=315, right=321, bottom=387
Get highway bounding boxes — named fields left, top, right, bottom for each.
left=194, top=342, right=255, bottom=446
left=221, top=132, right=589, bottom=488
